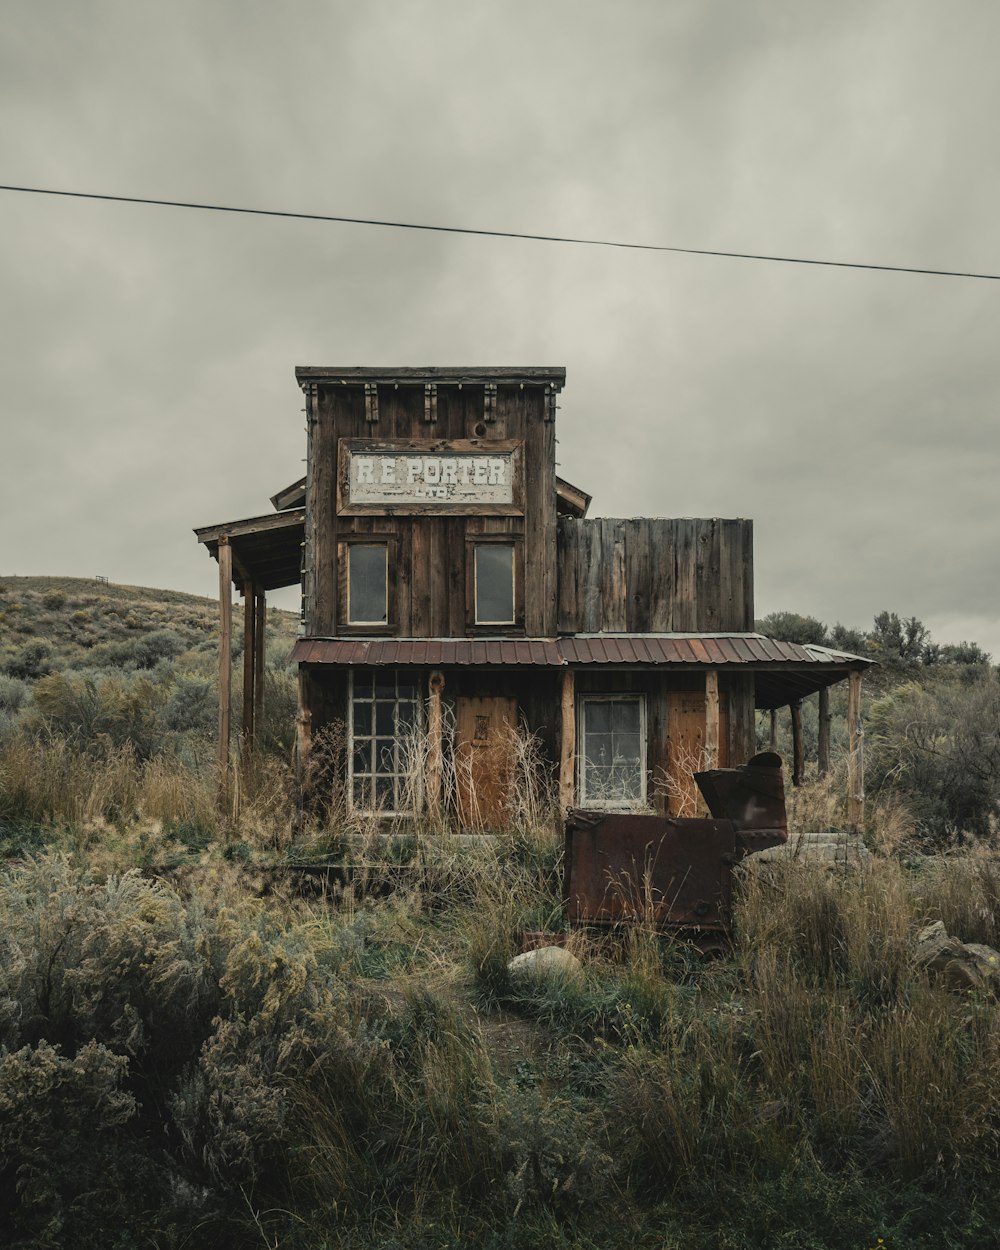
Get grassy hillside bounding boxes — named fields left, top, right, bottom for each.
left=2, top=579, right=1000, bottom=1247
left=0, top=574, right=298, bottom=674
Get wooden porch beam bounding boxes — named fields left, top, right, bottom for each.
left=817, top=686, right=831, bottom=778
left=790, top=699, right=804, bottom=787
left=769, top=707, right=778, bottom=752
left=295, top=668, right=313, bottom=832
left=559, top=669, right=576, bottom=810
left=427, top=670, right=445, bottom=818
left=254, top=587, right=266, bottom=725
left=704, top=669, right=719, bottom=770
left=847, top=670, right=865, bottom=832
left=217, top=538, right=233, bottom=812
left=241, top=579, right=256, bottom=747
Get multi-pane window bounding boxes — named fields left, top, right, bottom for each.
left=347, top=544, right=388, bottom=624
left=474, top=543, right=515, bottom=625
left=579, top=695, right=646, bottom=808
left=350, top=670, right=420, bottom=814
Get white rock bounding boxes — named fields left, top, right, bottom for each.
left=507, top=944, right=583, bottom=979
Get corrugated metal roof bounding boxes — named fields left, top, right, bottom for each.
left=290, top=634, right=871, bottom=670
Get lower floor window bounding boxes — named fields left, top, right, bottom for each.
left=350, top=670, right=421, bottom=814
left=579, top=695, right=646, bottom=808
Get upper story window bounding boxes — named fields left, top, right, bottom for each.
left=474, top=543, right=515, bottom=625
left=578, top=695, right=646, bottom=809
left=346, top=543, right=388, bottom=625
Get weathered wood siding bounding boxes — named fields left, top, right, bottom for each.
left=305, top=382, right=556, bottom=637
left=557, top=517, right=753, bottom=634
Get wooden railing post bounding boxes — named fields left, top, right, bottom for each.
left=769, top=707, right=778, bottom=752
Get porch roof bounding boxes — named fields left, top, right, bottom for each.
left=290, top=633, right=872, bottom=709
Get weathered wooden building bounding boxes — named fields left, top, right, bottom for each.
left=196, top=366, right=870, bottom=827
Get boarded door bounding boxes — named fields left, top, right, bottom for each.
left=456, top=696, right=518, bottom=830
left=665, top=691, right=729, bottom=817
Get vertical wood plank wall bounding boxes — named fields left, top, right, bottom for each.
left=557, top=516, right=754, bottom=635
left=307, top=382, right=556, bottom=637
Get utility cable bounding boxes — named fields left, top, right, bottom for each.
left=0, top=181, right=996, bottom=282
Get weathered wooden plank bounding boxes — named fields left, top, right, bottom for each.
left=447, top=518, right=466, bottom=637
left=602, top=519, right=627, bottom=632
left=557, top=518, right=580, bottom=632
left=624, top=519, right=649, bottom=632
left=704, top=669, right=720, bottom=770
left=696, top=519, right=722, bottom=632
left=559, top=669, right=576, bottom=810
left=672, top=519, right=697, bottom=631
left=648, top=519, right=673, bottom=632
left=537, top=413, right=558, bottom=633
left=582, top=519, right=603, bottom=632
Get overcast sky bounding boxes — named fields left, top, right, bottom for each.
left=2, top=0, right=998, bottom=654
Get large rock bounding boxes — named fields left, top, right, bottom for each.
left=914, top=920, right=1000, bottom=991
left=507, top=944, right=583, bottom=981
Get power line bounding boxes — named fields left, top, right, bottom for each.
left=0, top=181, right=997, bottom=282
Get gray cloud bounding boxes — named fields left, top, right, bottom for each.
left=2, top=0, right=998, bottom=651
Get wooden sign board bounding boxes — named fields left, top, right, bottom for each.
left=337, top=439, right=524, bottom=515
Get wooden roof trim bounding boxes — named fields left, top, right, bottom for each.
left=270, top=476, right=306, bottom=511
left=294, top=366, right=566, bottom=387
left=555, top=475, right=591, bottom=518
left=193, top=508, right=305, bottom=546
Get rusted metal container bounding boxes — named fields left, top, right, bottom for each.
left=564, top=752, right=788, bottom=940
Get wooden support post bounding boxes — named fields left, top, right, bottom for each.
left=295, top=668, right=313, bottom=830
left=847, top=670, right=865, bottom=832
left=790, top=700, right=804, bottom=787
left=254, top=588, right=266, bottom=725
left=217, top=538, right=233, bottom=812
left=817, top=685, right=831, bottom=778
left=241, top=579, right=255, bottom=748
left=769, top=707, right=778, bottom=752
left=559, top=669, right=576, bottom=810
left=704, top=669, right=720, bottom=771
left=427, top=670, right=445, bottom=819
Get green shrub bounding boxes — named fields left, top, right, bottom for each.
left=4, top=639, right=53, bottom=680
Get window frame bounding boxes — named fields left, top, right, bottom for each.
left=577, top=693, right=648, bottom=810
left=338, top=536, right=397, bottom=633
left=347, top=669, right=423, bottom=817
left=465, top=536, right=524, bottom=631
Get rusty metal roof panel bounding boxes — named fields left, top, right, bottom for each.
left=290, top=634, right=872, bottom=671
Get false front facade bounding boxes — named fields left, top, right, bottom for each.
left=196, top=366, right=869, bottom=828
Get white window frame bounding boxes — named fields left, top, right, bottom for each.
left=473, top=542, right=516, bottom=626
left=346, top=543, right=389, bottom=625
left=348, top=670, right=423, bottom=816
left=577, top=694, right=647, bottom=810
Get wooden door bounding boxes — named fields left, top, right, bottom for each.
left=665, top=690, right=729, bottom=817
left=456, top=696, right=518, bottom=830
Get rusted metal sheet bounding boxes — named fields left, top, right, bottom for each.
left=564, top=753, right=788, bottom=935
left=289, top=637, right=564, bottom=666
left=565, top=811, right=737, bottom=932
